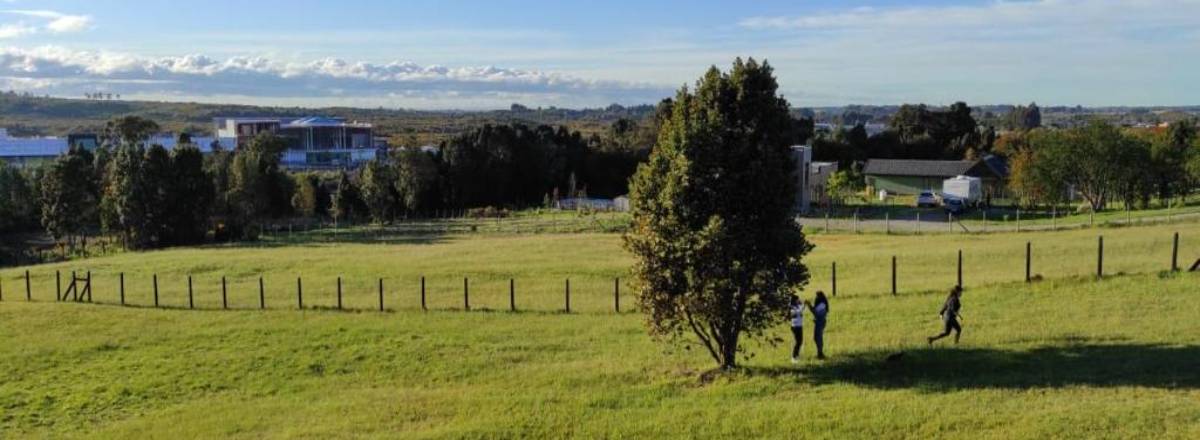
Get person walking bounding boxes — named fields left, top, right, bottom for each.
left=809, top=291, right=830, bottom=359
left=928, top=286, right=963, bottom=345
left=789, top=294, right=805, bottom=363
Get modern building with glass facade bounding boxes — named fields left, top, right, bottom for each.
left=215, top=116, right=380, bottom=168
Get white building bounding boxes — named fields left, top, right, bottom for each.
left=791, top=145, right=812, bottom=213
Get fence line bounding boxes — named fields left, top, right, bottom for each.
left=0, top=232, right=1196, bottom=315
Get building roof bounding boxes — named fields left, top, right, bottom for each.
left=981, top=154, right=1010, bottom=178
left=863, top=159, right=977, bottom=178
left=283, top=117, right=371, bottom=128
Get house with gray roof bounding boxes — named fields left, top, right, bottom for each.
left=863, top=156, right=1008, bottom=197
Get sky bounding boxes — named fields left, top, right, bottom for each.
left=0, top=0, right=1196, bottom=110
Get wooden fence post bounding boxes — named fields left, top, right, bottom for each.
left=70, top=271, right=77, bottom=301
left=221, top=276, right=228, bottom=309
left=421, top=276, right=426, bottom=311
left=957, top=249, right=963, bottom=289
left=1025, top=242, right=1032, bottom=283
left=120, top=273, right=125, bottom=305
left=463, top=277, right=470, bottom=311
left=614, top=277, right=620, bottom=313
left=891, top=256, right=897, bottom=296
left=565, top=278, right=571, bottom=313
left=916, top=212, right=921, bottom=234
left=297, top=277, right=303, bottom=310
left=25, top=270, right=30, bottom=301
left=510, top=278, right=515, bottom=312
left=885, top=212, right=890, bottom=235
left=86, top=271, right=92, bottom=303
left=378, top=278, right=384, bottom=312
left=188, top=276, right=194, bottom=309
left=1016, top=209, right=1021, bottom=232
left=337, top=276, right=343, bottom=310
left=259, top=277, right=265, bottom=309
left=1097, top=235, right=1104, bottom=278
left=56, top=270, right=61, bottom=301
left=1172, top=232, right=1180, bottom=272
left=831, top=262, right=837, bottom=297
left=153, top=274, right=159, bottom=307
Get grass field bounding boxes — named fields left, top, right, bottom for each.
left=2, top=222, right=1195, bottom=312
left=2, top=222, right=1199, bottom=438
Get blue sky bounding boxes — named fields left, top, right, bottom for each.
left=0, top=0, right=1197, bottom=109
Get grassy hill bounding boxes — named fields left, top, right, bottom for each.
left=1, top=222, right=1199, bottom=438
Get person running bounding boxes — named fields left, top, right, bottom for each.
left=928, top=286, right=963, bottom=345
left=789, top=294, right=805, bottom=363
left=808, top=291, right=830, bottom=359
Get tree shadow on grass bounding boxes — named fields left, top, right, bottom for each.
left=749, top=339, right=1200, bottom=391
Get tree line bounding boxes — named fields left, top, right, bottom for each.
left=1004, top=119, right=1200, bottom=210
left=0, top=115, right=660, bottom=253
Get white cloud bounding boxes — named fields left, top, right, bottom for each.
left=0, top=46, right=669, bottom=109
left=2, top=9, right=92, bottom=34
left=0, top=21, right=33, bottom=39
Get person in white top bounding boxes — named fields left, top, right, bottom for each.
left=789, top=294, right=805, bottom=363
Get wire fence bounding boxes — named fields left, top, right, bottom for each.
left=2, top=232, right=1194, bottom=314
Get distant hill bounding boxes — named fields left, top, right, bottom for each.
left=3, top=93, right=1197, bottom=145
left=0, top=94, right=658, bottom=145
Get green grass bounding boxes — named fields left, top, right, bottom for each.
left=2, top=221, right=1195, bottom=312
left=1, top=272, right=1198, bottom=438
left=1, top=223, right=1199, bottom=438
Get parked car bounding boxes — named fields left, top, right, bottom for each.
left=916, top=191, right=939, bottom=208
left=943, top=197, right=967, bottom=215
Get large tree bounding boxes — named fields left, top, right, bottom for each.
left=40, top=147, right=98, bottom=250
left=0, top=161, right=38, bottom=233
left=164, top=145, right=214, bottom=245
left=392, top=148, right=439, bottom=214
left=358, top=159, right=399, bottom=223
left=102, top=116, right=160, bottom=147
left=624, top=58, right=813, bottom=370
left=227, top=134, right=292, bottom=238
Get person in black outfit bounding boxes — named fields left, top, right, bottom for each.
left=928, top=286, right=963, bottom=345
left=807, top=291, right=830, bottom=359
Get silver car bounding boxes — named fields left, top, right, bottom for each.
left=917, top=191, right=939, bottom=208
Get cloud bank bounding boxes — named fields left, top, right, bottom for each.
left=0, top=46, right=671, bottom=109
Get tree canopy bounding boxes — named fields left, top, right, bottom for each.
left=624, top=58, right=813, bottom=370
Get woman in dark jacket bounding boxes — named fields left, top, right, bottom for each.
left=928, top=286, right=963, bottom=345
left=808, top=291, right=830, bottom=359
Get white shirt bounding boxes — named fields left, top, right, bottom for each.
left=791, top=304, right=804, bottom=327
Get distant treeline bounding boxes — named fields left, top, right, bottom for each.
left=0, top=113, right=666, bottom=252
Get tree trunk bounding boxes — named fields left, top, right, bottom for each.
left=720, top=335, right=739, bottom=370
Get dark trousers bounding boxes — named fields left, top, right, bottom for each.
left=813, top=320, right=826, bottom=357
left=791, top=326, right=803, bottom=358
left=930, top=318, right=962, bottom=343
